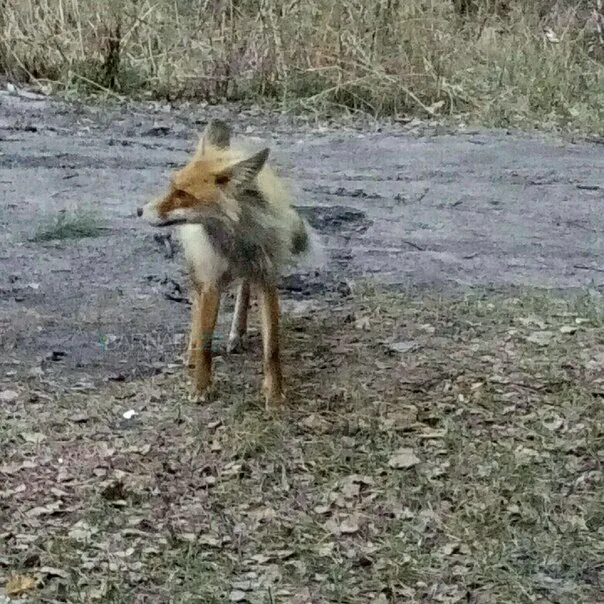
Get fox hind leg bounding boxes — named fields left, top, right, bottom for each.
left=259, top=282, right=285, bottom=407
left=227, top=280, right=251, bottom=354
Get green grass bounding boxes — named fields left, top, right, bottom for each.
left=1, top=287, right=603, bottom=602
left=31, top=208, right=106, bottom=242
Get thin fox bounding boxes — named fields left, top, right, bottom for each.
left=138, top=120, right=315, bottom=406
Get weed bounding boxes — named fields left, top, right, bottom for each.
left=0, top=1, right=602, bottom=131
left=31, top=207, right=106, bottom=242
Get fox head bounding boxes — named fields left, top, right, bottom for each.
left=138, top=120, right=270, bottom=226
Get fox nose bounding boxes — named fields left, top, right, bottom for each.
left=136, top=207, right=143, bottom=217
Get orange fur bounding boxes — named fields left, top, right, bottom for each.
left=139, top=120, right=313, bottom=407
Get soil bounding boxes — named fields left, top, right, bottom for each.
left=0, top=90, right=602, bottom=384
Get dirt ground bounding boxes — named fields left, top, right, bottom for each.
left=0, top=90, right=603, bottom=603
left=0, top=90, right=603, bottom=380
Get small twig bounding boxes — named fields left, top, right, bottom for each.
left=416, top=187, right=430, bottom=203
left=574, top=264, right=604, bottom=273
left=70, top=73, right=124, bottom=100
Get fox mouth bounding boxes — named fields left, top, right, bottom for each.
left=154, top=217, right=188, bottom=227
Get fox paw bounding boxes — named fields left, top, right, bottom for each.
left=263, top=381, right=285, bottom=409
left=189, top=375, right=213, bottom=404
left=188, top=389, right=208, bottom=404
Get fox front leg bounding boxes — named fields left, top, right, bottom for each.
left=189, top=284, right=221, bottom=402
left=185, top=290, right=200, bottom=370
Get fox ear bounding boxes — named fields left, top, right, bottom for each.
left=199, top=119, right=231, bottom=154
left=215, top=148, right=270, bottom=189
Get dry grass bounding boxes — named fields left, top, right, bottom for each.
left=1, top=286, right=603, bottom=602
left=0, top=0, right=602, bottom=131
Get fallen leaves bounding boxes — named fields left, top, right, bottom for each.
left=525, top=331, right=555, bottom=346
left=0, top=289, right=601, bottom=602
left=0, top=389, right=19, bottom=403
left=388, top=448, right=420, bottom=469
left=26, top=501, right=62, bottom=517
left=68, top=521, right=98, bottom=542
left=559, top=324, right=578, bottom=334
left=0, top=460, right=38, bottom=475
left=325, top=513, right=362, bottom=536
left=20, top=432, right=46, bottom=444
left=385, top=340, right=418, bottom=354
left=38, top=566, right=69, bottom=580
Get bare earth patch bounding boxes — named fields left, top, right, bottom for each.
left=1, top=92, right=603, bottom=603
left=1, top=287, right=602, bottom=603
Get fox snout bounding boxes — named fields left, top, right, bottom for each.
left=138, top=199, right=163, bottom=226
left=138, top=197, right=187, bottom=227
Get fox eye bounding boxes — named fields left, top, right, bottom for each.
left=215, top=174, right=230, bottom=186
left=171, top=189, right=198, bottom=207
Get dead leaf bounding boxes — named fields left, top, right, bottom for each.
left=340, top=514, right=360, bottom=534
left=388, top=448, right=420, bottom=469
left=441, top=542, right=462, bottom=556
left=291, top=588, right=313, bottom=604
left=543, top=415, right=564, bottom=431
left=519, top=315, right=546, bottom=329
left=26, top=501, right=62, bottom=517
left=39, top=566, right=69, bottom=579
left=419, top=428, right=447, bottom=439
left=543, top=27, right=560, bottom=43
left=0, top=389, right=19, bottom=403
left=229, top=590, right=247, bottom=602
left=386, top=340, right=418, bottom=354
left=201, top=475, right=217, bottom=487
left=97, top=442, right=115, bottom=458
left=123, top=444, right=151, bottom=455
left=340, top=479, right=360, bottom=499
left=525, top=331, right=555, bottom=346
left=427, top=100, right=445, bottom=114
left=560, top=325, right=578, bottom=334
left=248, top=506, right=276, bottom=523
left=0, top=460, right=37, bottom=475
left=50, top=487, right=69, bottom=498
left=301, top=413, right=330, bottom=433
left=69, top=413, right=89, bottom=423
left=199, top=534, right=220, bottom=547
left=325, top=518, right=341, bottom=535
left=314, top=504, right=331, bottom=514
left=316, top=542, right=335, bottom=557
left=5, top=573, right=37, bottom=596
left=20, top=431, right=46, bottom=444
left=355, top=316, right=370, bottom=330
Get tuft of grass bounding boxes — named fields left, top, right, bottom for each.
left=31, top=207, right=106, bottom=242
left=0, top=0, right=602, bottom=132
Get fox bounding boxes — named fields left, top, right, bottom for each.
left=137, top=119, right=316, bottom=407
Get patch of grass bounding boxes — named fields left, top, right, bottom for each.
left=0, top=1, right=602, bottom=132
left=0, top=287, right=603, bottom=602
left=31, top=208, right=106, bottom=242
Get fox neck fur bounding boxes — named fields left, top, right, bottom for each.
left=141, top=120, right=312, bottom=289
